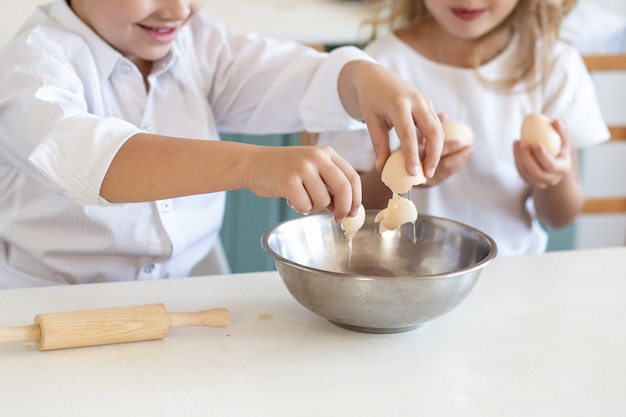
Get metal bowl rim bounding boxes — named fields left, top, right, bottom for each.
left=261, top=212, right=498, bottom=281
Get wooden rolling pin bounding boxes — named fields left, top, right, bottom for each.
left=0, top=303, right=229, bottom=351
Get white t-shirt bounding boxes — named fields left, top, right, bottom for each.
left=317, top=32, right=610, bottom=256
left=0, top=0, right=368, bottom=287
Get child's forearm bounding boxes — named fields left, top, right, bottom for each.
left=101, top=134, right=362, bottom=221
left=532, top=152, right=584, bottom=229
left=100, top=133, right=253, bottom=203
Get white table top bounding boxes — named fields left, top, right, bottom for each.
left=1, top=247, right=625, bottom=416
left=1, top=0, right=372, bottom=47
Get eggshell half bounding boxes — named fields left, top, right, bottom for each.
left=381, top=149, right=426, bottom=194
left=520, top=113, right=561, bottom=157
left=374, top=195, right=418, bottom=233
left=341, top=204, right=365, bottom=238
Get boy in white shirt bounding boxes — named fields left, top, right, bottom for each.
left=0, top=0, right=443, bottom=287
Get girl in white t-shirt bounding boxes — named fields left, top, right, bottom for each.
left=318, top=0, right=610, bottom=255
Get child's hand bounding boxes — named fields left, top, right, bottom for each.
left=513, top=120, right=572, bottom=189
left=245, top=145, right=361, bottom=223
left=337, top=61, right=443, bottom=180
left=423, top=140, right=474, bottom=187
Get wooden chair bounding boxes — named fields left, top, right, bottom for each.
left=580, top=54, right=626, bottom=215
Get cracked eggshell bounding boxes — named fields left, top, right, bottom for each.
left=381, top=149, right=426, bottom=194
left=520, top=113, right=561, bottom=157
left=340, top=204, right=365, bottom=238
left=374, top=195, right=418, bottom=233
left=442, top=120, right=474, bottom=147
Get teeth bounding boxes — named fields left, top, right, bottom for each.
left=141, top=24, right=174, bottom=33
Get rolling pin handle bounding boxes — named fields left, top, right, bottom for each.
left=0, top=324, right=41, bottom=344
left=168, top=308, right=230, bottom=328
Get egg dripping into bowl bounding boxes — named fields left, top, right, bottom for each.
left=375, top=148, right=426, bottom=235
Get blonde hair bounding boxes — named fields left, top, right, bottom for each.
left=363, top=0, right=577, bottom=90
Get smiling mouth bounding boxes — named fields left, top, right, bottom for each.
left=136, top=23, right=180, bottom=44
left=450, top=8, right=485, bottom=20
left=139, top=24, right=177, bottom=34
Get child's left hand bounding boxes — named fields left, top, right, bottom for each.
left=513, top=119, right=573, bottom=189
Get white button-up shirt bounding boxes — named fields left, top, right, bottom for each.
left=0, top=0, right=368, bottom=287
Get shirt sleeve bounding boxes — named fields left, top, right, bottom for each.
left=0, top=28, right=140, bottom=206
left=299, top=46, right=376, bottom=133
left=315, top=129, right=377, bottom=172
left=28, top=116, right=141, bottom=205
left=191, top=16, right=371, bottom=134
left=542, top=43, right=610, bottom=149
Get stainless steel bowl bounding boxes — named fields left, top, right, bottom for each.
left=261, top=211, right=497, bottom=333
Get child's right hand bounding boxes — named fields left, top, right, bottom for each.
left=243, top=145, right=362, bottom=223
left=337, top=61, right=443, bottom=179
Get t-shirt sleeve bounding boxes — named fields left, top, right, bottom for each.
left=542, top=44, right=610, bottom=149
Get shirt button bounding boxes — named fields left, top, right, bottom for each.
left=119, top=63, right=132, bottom=74
left=141, top=123, right=152, bottom=132
left=143, top=264, right=155, bottom=273
left=161, top=202, right=171, bottom=213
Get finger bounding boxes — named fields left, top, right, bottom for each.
left=551, top=119, right=571, bottom=154
left=333, top=154, right=363, bottom=215
left=442, top=140, right=464, bottom=156
left=382, top=95, right=438, bottom=177
left=417, top=129, right=427, bottom=158
left=325, top=197, right=335, bottom=216
left=366, top=118, right=393, bottom=172
left=319, top=158, right=361, bottom=222
left=514, top=141, right=556, bottom=188
left=414, top=100, right=444, bottom=178
left=514, top=140, right=536, bottom=178
left=301, top=174, right=335, bottom=214
left=294, top=146, right=358, bottom=221
left=529, top=142, right=560, bottom=172
left=286, top=181, right=314, bottom=215
left=312, top=178, right=347, bottom=222
left=393, top=118, right=420, bottom=175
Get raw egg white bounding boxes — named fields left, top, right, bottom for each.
left=520, top=113, right=561, bottom=157
left=442, top=120, right=474, bottom=147
left=374, top=195, right=418, bottom=233
left=340, top=204, right=365, bottom=238
left=381, top=149, right=426, bottom=195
